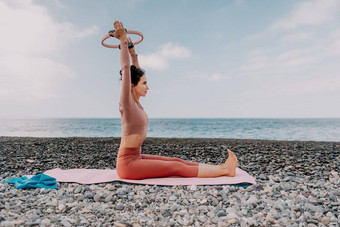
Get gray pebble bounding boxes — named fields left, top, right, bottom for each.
left=226, top=207, right=237, bottom=214
left=93, top=194, right=101, bottom=202
left=31, top=214, right=40, bottom=222
left=321, top=217, right=330, bottom=225
left=217, top=212, right=227, bottom=217
left=164, top=211, right=172, bottom=217
left=169, top=195, right=177, bottom=201
left=40, top=218, right=51, bottom=226
left=305, top=203, right=324, bottom=213
left=116, top=205, right=124, bottom=211
left=61, top=219, right=71, bottom=227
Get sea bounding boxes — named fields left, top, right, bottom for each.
left=0, top=118, right=339, bottom=142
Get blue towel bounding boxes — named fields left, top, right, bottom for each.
left=4, top=173, right=57, bottom=189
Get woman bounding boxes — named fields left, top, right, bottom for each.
left=113, top=21, right=238, bottom=180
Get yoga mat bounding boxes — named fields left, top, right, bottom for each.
left=27, top=168, right=256, bottom=186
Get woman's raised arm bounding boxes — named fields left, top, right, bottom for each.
left=127, top=37, right=140, bottom=68
left=113, top=21, right=131, bottom=106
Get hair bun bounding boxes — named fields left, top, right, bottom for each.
left=119, top=65, right=145, bottom=86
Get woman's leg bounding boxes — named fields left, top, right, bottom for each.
left=141, top=154, right=198, bottom=166
left=141, top=150, right=238, bottom=178
left=117, top=158, right=199, bottom=179
left=197, top=150, right=238, bottom=177
left=117, top=149, right=238, bottom=179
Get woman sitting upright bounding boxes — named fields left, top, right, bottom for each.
left=113, top=21, right=238, bottom=180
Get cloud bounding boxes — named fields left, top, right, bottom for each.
left=329, top=28, right=340, bottom=55
left=233, top=0, right=340, bottom=100
left=126, top=0, right=145, bottom=7
left=235, top=19, right=340, bottom=79
left=280, top=31, right=314, bottom=44
left=186, top=72, right=231, bottom=82
left=159, top=43, right=192, bottom=59
left=0, top=0, right=99, bottom=55
left=0, top=0, right=98, bottom=101
left=232, top=39, right=340, bottom=96
left=139, top=42, right=192, bottom=70
left=271, top=0, right=340, bottom=30
left=138, top=53, right=169, bottom=70
left=234, top=45, right=324, bottom=78
left=280, top=77, right=340, bottom=94
left=0, top=54, right=73, bottom=101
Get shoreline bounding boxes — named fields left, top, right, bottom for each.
left=1, top=137, right=339, bottom=226
left=1, top=135, right=340, bottom=143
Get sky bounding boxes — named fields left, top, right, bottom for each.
left=1, top=0, right=340, bottom=119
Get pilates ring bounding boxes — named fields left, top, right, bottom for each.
left=101, top=29, right=144, bottom=48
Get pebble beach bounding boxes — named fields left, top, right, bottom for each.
left=0, top=137, right=339, bottom=226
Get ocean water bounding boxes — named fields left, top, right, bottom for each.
left=0, top=118, right=339, bottom=142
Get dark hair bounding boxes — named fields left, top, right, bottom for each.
left=120, top=65, right=145, bottom=86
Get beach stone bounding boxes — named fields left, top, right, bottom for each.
left=80, top=218, right=90, bottom=225
left=104, top=193, right=113, bottom=202
left=264, top=186, right=273, bottom=193
left=94, top=194, right=101, bottom=202
left=330, top=170, right=339, bottom=178
left=217, top=212, right=227, bottom=217
left=41, top=218, right=51, bottom=226
left=169, top=219, right=176, bottom=226
left=307, top=219, right=319, bottom=225
left=198, top=215, right=207, bottom=222
left=247, top=195, right=258, bottom=204
left=61, top=219, right=71, bottom=227
left=200, top=199, right=208, bottom=205
left=114, top=221, right=126, bottom=227
left=245, top=185, right=256, bottom=192
left=268, top=175, right=280, bottom=182
left=330, top=217, right=338, bottom=223
left=241, top=209, right=248, bottom=215
left=226, top=207, right=237, bottom=214
left=11, top=220, right=25, bottom=226
left=183, top=218, right=190, bottom=226
left=169, top=195, right=177, bottom=201
left=116, top=204, right=125, bottom=211
left=1, top=221, right=11, bottom=226
left=45, top=208, right=52, bottom=214
left=229, top=187, right=237, bottom=192
left=189, top=185, right=197, bottom=191
left=305, top=203, right=324, bottom=213
left=211, top=197, right=219, bottom=206
left=58, top=204, right=66, bottom=213
left=176, top=217, right=184, bottom=225
left=164, top=211, right=172, bottom=217
left=31, top=214, right=40, bottom=222
left=179, top=209, right=188, bottom=216
left=227, top=213, right=238, bottom=220
left=211, top=217, right=219, bottom=224
left=258, top=174, right=266, bottom=180
left=180, top=199, right=189, bottom=206
left=194, top=192, right=205, bottom=201
left=170, top=204, right=179, bottom=211
left=321, top=217, right=330, bottom=225
left=265, top=213, right=275, bottom=222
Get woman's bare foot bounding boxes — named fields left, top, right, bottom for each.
left=221, top=149, right=238, bottom=177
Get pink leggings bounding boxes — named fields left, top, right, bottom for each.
left=116, top=147, right=199, bottom=179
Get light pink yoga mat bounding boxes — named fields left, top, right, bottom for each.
left=29, top=168, right=256, bottom=186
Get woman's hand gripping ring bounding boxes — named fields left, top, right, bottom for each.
left=102, top=29, right=143, bottom=49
